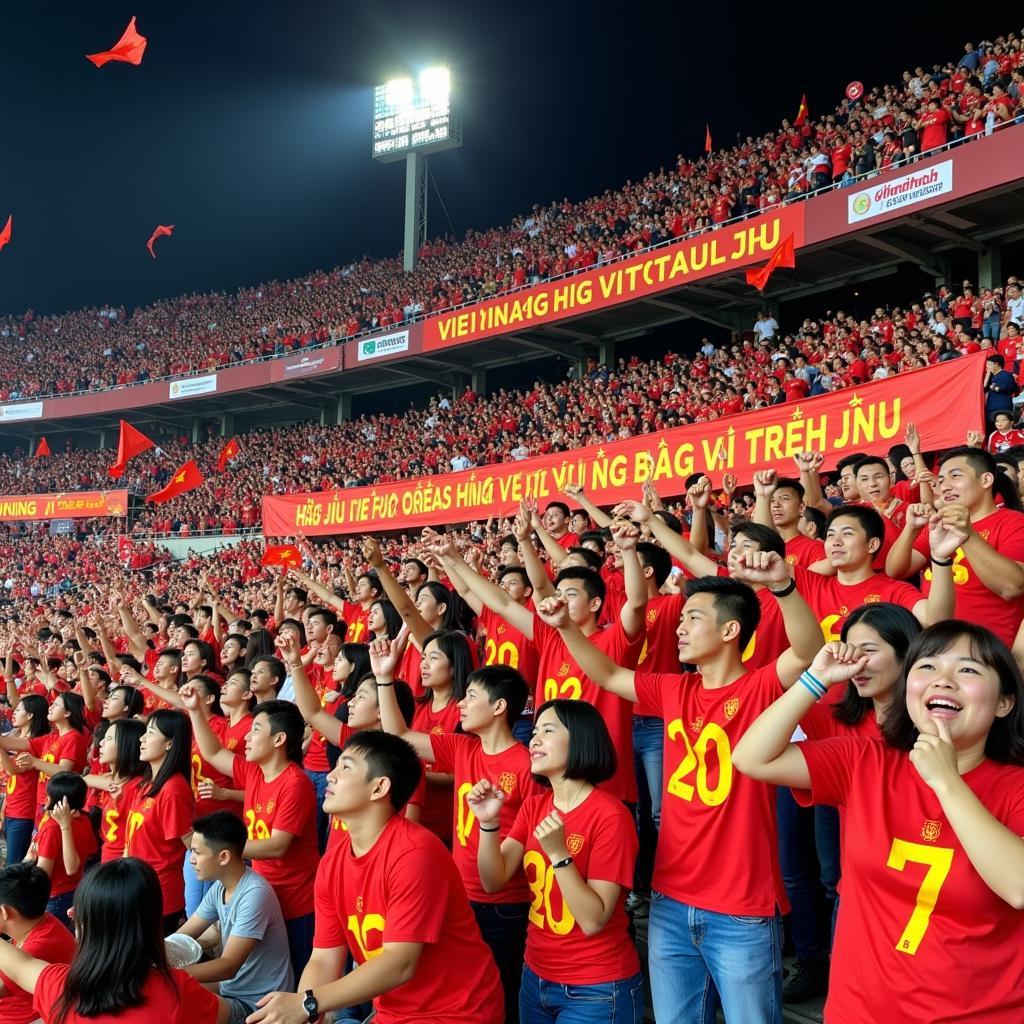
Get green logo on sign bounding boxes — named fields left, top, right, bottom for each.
left=362, top=340, right=376, bottom=356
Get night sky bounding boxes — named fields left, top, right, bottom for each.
left=0, top=4, right=1013, bottom=316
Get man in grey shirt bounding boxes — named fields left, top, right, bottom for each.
left=176, top=811, right=294, bottom=1024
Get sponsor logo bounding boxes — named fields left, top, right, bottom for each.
left=0, top=401, right=43, bottom=421
left=921, top=819, right=942, bottom=842
left=847, top=159, right=953, bottom=224
left=690, top=716, right=705, bottom=734
left=169, top=374, right=217, bottom=400
left=864, top=593, right=881, bottom=603
left=557, top=662, right=571, bottom=678
left=357, top=330, right=410, bottom=362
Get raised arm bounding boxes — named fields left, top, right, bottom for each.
left=917, top=514, right=957, bottom=625
left=564, top=484, right=612, bottom=528
left=614, top=488, right=718, bottom=577
left=903, top=422, right=934, bottom=506
left=113, top=587, right=150, bottom=662
left=121, top=664, right=185, bottom=710
left=886, top=504, right=930, bottom=580
left=180, top=683, right=237, bottom=777
left=370, top=639, right=436, bottom=762
left=609, top=518, right=648, bottom=641
left=467, top=780, right=526, bottom=891
left=793, top=451, right=831, bottom=515
left=362, top=537, right=434, bottom=649
left=943, top=503, right=1024, bottom=601
left=276, top=633, right=342, bottom=745
left=290, top=566, right=346, bottom=614
left=516, top=505, right=556, bottom=602
left=752, top=469, right=777, bottom=528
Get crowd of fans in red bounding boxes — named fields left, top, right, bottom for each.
left=0, top=32, right=1020, bottom=404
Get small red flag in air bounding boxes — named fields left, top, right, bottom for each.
left=794, top=93, right=809, bottom=127
left=0, top=215, right=11, bottom=252
left=745, top=234, right=796, bottom=292
left=704, top=124, right=712, bottom=153
left=147, top=224, right=174, bottom=258
left=217, top=437, right=240, bottom=472
left=262, top=545, right=302, bottom=568
left=34, top=437, right=51, bottom=458
left=145, top=460, right=204, bottom=503
left=108, top=419, right=154, bottom=478
left=86, top=16, right=148, bottom=68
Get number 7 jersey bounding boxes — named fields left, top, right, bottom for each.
left=796, top=738, right=1024, bottom=1024
left=634, top=665, right=788, bottom=916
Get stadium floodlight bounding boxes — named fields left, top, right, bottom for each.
left=373, top=65, right=462, bottom=272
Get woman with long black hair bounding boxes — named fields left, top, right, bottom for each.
left=84, top=717, right=147, bottom=862
left=0, top=693, right=49, bottom=863
left=0, top=857, right=228, bottom=1024
left=123, top=710, right=195, bottom=933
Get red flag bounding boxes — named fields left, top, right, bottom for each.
left=108, top=419, right=154, bottom=478
left=86, top=16, right=148, bottom=68
left=145, top=460, right=204, bottom=504
left=34, top=437, right=50, bottom=458
left=147, top=224, right=174, bottom=258
left=745, top=234, right=796, bottom=292
left=794, top=93, right=809, bottom=127
left=0, top=215, right=11, bottom=252
left=262, top=545, right=302, bottom=568
left=217, top=437, right=240, bottom=472
left=704, top=124, right=712, bottom=153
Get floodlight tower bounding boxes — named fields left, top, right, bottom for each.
left=372, top=67, right=462, bottom=272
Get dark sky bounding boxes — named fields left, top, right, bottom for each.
left=0, top=4, right=1011, bottom=315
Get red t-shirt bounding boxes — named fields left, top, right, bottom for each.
left=29, top=731, right=91, bottom=818
left=190, top=715, right=241, bottom=816
left=912, top=507, right=1024, bottom=647
left=98, top=775, right=142, bottom=861
left=231, top=757, right=319, bottom=918
left=397, top=642, right=423, bottom=699
left=480, top=606, right=540, bottom=692
left=532, top=617, right=641, bottom=802
left=634, top=665, right=787, bottom=916
left=508, top=789, right=639, bottom=985
left=313, top=815, right=504, bottom=1024
left=124, top=775, right=194, bottom=914
left=796, top=739, right=1024, bottom=1024
left=3, top=760, right=38, bottom=820
left=300, top=664, right=333, bottom=773
left=793, top=566, right=921, bottom=643
left=36, top=814, right=98, bottom=896
left=785, top=533, right=826, bottom=570
left=411, top=699, right=461, bottom=843
left=429, top=732, right=540, bottom=903
left=712, top=567, right=788, bottom=670
left=33, top=962, right=219, bottom=1024
left=636, top=594, right=684, bottom=675
left=341, top=601, right=372, bottom=644
left=0, top=914, right=75, bottom=1024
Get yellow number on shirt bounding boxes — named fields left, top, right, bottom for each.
left=5, top=774, right=15, bottom=795
left=543, top=676, right=582, bottom=701
left=485, top=638, right=520, bottom=669
left=125, top=810, right=144, bottom=846
left=456, top=781, right=476, bottom=847
left=244, top=809, right=271, bottom=841
left=665, top=720, right=733, bottom=807
left=348, top=620, right=366, bottom=642
left=103, top=806, right=119, bottom=844
left=346, top=913, right=386, bottom=961
left=524, top=850, right=575, bottom=935
left=923, top=548, right=969, bottom=586
left=886, top=838, right=953, bottom=955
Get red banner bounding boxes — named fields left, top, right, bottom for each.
left=0, top=489, right=129, bottom=522
left=262, top=355, right=985, bottom=537
left=422, top=206, right=806, bottom=352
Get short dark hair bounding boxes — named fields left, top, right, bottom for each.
left=498, top=565, right=531, bottom=591
left=881, top=621, right=1024, bottom=764
left=401, top=557, right=429, bottom=578
left=938, top=445, right=996, bottom=480
left=653, top=509, right=684, bottom=535
left=835, top=452, right=868, bottom=475
left=467, top=665, right=529, bottom=723
left=252, top=700, right=306, bottom=763
left=566, top=546, right=604, bottom=571
left=578, top=530, right=607, bottom=552
left=342, top=731, right=423, bottom=810
left=251, top=654, right=286, bottom=688
left=357, top=572, right=384, bottom=599
left=731, top=521, right=786, bottom=559
left=193, top=810, right=247, bottom=858
left=46, top=771, right=88, bottom=812
left=307, top=606, right=339, bottom=633
left=774, top=477, right=805, bottom=501
left=684, top=576, right=761, bottom=651
left=853, top=455, right=890, bottom=477
left=0, top=862, right=51, bottom=917
left=637, top=542, right=672, bottom=587
left=533, top=699, right=616, bottom=785
left=801, top=506, right=827, bottom=539
left=986, top=352, right=1005, bottom=367
left=826, top=504, right=886, bottom=545
left=285, top=586, right=309, bottom=604
left=546, top=501, right=570, bottom=519
left=278, top=618, right=307, bottom=646
left=554, top=566, right=606, bottom=612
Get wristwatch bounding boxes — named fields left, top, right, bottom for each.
left=302, top=990, right=319, bottom=1023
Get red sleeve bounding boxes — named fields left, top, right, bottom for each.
left=35, top=819, right=60, bottom=860
left=633, top=671, right=678, bottom=719
left=427, top=732, right=467, bottom=775
left=159, top=780, right=196, bottom=842
left=586, top=801, right=639, bottom=888
left=508, top=796, right=536, bottom=849
left=269, top=770, right=314, bottom=836
left=382, top=842, right=450, bottom=945
left=174, top=968, right=220, bottom=1023
left=32, top=963, right=68, bottom=1020
left=231, top=752, right=251, bottom=789
left=792, top=737, right=865, bottom=808
left=313, top=849, right=346, bottom=948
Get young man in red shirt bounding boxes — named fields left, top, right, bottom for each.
left=183, top=693, right=319, bottom=985
left=0, top=864, right=75, bottom=1024
left=752, top=471, right=826, bottom=569
left=886, top=446, right=1024, bottom=647
left=249, top=731, right=503, bottom=1024
left=537, top=554, right=822, bottom=1024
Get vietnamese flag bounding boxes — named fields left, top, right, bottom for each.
left=262, top=545, right=302, bottom=568
left=794, top=93, right=809, bottom=127
left=145, top=461, right=204, bottom=503
left=86, top=16, right=148, bottom=68
left=217, top=436, right=240, bottom=472
left=146, top=224, right=174, bottom=258
left=704, top=124, right=712, bottom=153
left=108, top=419, right=154, bottom=478
left=0, top=215, right=11, bottom=252
left=34, top=437, right=51, bottom=458
left=745, top=234, right=796, bottom=292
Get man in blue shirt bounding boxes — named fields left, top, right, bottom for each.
left=984, top=353, right=1018, bottom=426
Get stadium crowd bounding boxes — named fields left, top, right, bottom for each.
left=0, top=31, right=1020, bottom=404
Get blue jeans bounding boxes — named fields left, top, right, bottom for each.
left=47, top=890, right=75, bottom=932
left=632, top=715, right=663, bottom=894
left=285, top=912, right=315, bottom=985
left=775, top=788, right=825, bottom=961
left=519, top=964, right=644, bottom=1023
left=4, top=817, right=34, bottom=866
left=306, top=769, right=329, bottom=853
left=183, top=854, right=214, bottom=917
left=472, top=901, right=529, bottom=1024
left=648, top=892, right=782, bottom=1024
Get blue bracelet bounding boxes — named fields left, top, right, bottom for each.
left=799, top=672, right=826, bottom=700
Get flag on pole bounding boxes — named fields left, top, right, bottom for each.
left=704, top=124, right=713, bottom=153
left=217, top=436, right=240, bottom=472
left=794, top=94, right=809, bottom=127
left=144, top=460, right=204, bottom=503
left=86, top=16, right=148, bottom=67
left=745, top=234, right=796, bottom=292
left=108, top=420, right=154, bottom=478
left=262, top=545, right=303, bottom=568
left=34, top=437, right=51, bottom=458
